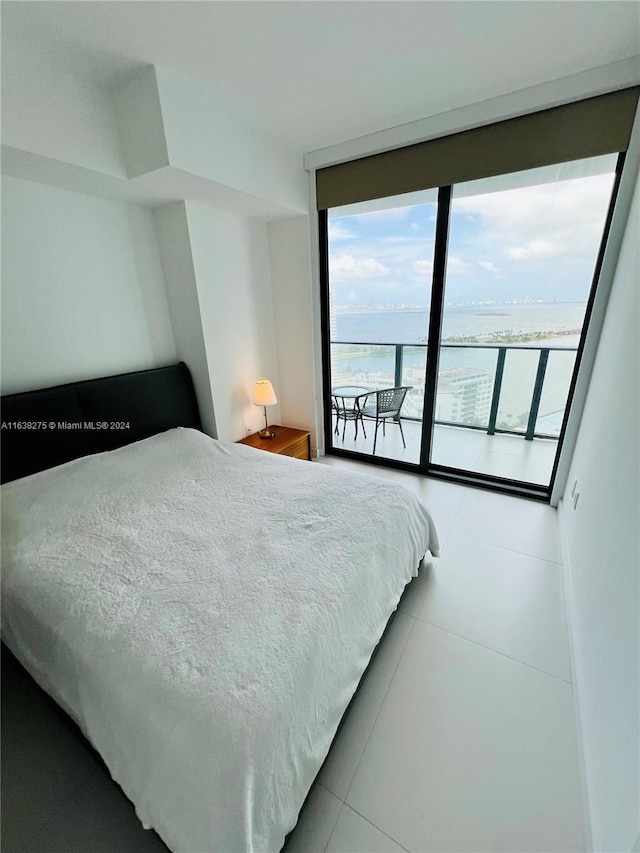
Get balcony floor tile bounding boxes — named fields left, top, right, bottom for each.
left=330, top=418, right=558, bottom=487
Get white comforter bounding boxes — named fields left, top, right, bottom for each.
left=1, top=428, right=438, bottom=852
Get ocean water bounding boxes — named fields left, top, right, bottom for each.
left=335, top=302, right=585, bottom=346
left=331, top=302, right=584, bottom=432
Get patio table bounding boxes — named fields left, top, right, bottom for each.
left=331, top=385, right=371, bottom=440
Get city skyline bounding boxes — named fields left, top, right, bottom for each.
left=332, top=297, right=588, bottom=312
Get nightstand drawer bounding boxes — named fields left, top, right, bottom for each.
left=284, top=434, right=311, bottom=460
left=237, top=426, right=311, bottom=461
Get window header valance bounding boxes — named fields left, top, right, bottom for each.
left=316, top=87, right=639, bottom=210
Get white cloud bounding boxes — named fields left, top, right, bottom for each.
left=410, top=222, right=420, bottom=232
left=330, top=253, right=389, bottom=281
left=328, top=221, right=355, bottom=242
left=478, top=260, right=501, bottom=274
left=413, top=259, right=433, bottom=275
left=505, top=240, right=561, bottom=261
left=382, top=236, right=416, bottom=245
left=453, top=172, right=614, bottom=263
left=447, top=255, right=472, bottom=274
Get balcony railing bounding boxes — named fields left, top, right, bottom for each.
left=330, top=341, right=578, bottom=440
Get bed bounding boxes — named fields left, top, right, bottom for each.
left=1, top=362, right=439, bottom=852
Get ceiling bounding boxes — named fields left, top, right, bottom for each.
left=2, top=1, right=639, bottom=153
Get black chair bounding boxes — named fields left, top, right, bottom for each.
left=358, top=386, right=411, bottom=455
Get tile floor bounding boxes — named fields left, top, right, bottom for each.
left=331, top=418, right=558, bottom=487
left=1, top=458, right=584, bottom=853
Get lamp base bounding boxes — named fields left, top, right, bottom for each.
left=258, top=427, right=276, bottom=439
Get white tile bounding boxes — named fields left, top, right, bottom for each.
left=474, top=449, right=554, bottom=486
left=347, top=622, right=583, bottom=852
left=410, top=478, right=466, bottom=534
left=452, top=487, right=561, bottom=562
left=316, top=456, right=368, bottom=475
left=329, top=420, right=558, bottom=488
left=430, top=442, right=483, bottom=471
left=481, top=434, right=557, bottom=460
left=327, top=806, right=406, bottom=853
left=417, top=535, right=570, bottom=681
left=331, top=418, right=420, bottom=465
left=432, top=425, right=488, bottom=451
left=384, top=474, right=466, bottom=543
left=318, top=612, right=414, bottom=800
left=432, top=429, right=556, bottom=485
left=285, top=784, right=343, bottom=853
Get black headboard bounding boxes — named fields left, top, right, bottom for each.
left=1, top=362, right=202, bottom=484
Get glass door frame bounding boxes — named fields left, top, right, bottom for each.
left=318, top=154, right=626, bottom=503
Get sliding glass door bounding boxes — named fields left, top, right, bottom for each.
left=431, top=156, right=619, bottom=487
left=326, top=189, right=438, bottom=465
left=320, top=151, right=625, bottom=498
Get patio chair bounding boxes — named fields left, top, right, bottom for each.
left=358, top=386, right=411, bottom=455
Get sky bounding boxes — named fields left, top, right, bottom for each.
left=328, top=164, right=617, bottom=308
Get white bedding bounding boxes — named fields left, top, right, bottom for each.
left=1, top=427, right=438, bottom=852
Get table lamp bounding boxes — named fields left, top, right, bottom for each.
left=253, top=379, right=277, bottom=439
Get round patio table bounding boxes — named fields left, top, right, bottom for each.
left=331, top=385, right=371, bottom=441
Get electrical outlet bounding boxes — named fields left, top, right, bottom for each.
left=245, top=426, right=253, bottom=436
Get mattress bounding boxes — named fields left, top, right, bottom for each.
left=1, top=427, right=439, bottom=852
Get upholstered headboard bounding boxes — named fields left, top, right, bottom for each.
left=1, top=362, right=202, bottom=484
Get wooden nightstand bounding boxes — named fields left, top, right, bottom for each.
left=237, top=425, right=311, bottom=461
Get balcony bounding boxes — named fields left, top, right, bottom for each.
left=329, top=341, right=577, bottom=486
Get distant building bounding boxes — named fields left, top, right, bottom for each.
left=329, top=291, right=337, bottom=340
left=435, top=367, right=492, bottom=426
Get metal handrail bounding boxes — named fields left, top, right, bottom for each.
left=330, top=339, right=578, bottom=441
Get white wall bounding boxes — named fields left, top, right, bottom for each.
left=268, top=216, right=318, bottom=452
left=152, top=202, right=218, bottom=438
left=1, top=44, right=127, bottom=177
left=1, top=177, right=177, bottom=394
left=115, top=66, right=170, bottom=179
left=560, top=169, right=639, bottom=852
left=156, top=66, right=308, bottom=216
left=184, top=202, right=281, bottom=442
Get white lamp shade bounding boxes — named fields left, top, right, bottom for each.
left=253, top=379, right=277, bottom=407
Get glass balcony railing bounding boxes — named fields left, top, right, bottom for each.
left=330, top=341, right=577, bottom=439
